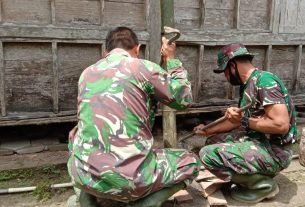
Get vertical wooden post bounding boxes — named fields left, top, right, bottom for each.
left=199, top=0, right=206, bottom=29
left=51, top=0, right=56, bottom=25
left=146, top=0, right=161, bottom=63
left=0, top=0, right=3, bottom=23
left=0, top=41, right=6, bottom=116
left=292, top=45, right=302, bottom=94
left=160, top=0, right=177, bottom=148
left=52, top=42, right=59, bottom=114
left=234, top=0, right=241, bottom=30
left=264, top=45, right=272, bottom=71
left=272, top=0, right=281, bottom=34
left=194, top=45, right=204, bottom=102
left=100, top=0, right=105, bottom=27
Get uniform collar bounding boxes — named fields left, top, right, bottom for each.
left=106, top=48, right=131, bottom=58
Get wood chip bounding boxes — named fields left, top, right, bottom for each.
left=207, top=190, right=227, bottom=207
left=195, top=170, right=216, bottom=182
left=200, top=179, right=229, bottom=198
left=169, top=190, right=193, bottom=204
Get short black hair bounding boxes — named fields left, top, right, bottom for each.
left=105, top=27, right=139, bottom=52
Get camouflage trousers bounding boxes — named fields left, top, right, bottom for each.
left=68, top=148, right=200, bottom=202
left=199, top=130, right=292, bottom=180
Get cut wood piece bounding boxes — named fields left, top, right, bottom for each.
left=200, top=179, right=229, bottom=198
left=169, top=190, right=193, bottom=204
left=207, top=190, right=227, bottom=207
left=195, top=170, right=216, bottom=182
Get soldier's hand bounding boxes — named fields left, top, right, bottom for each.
left=225, top=107, right=242, bottom=124
left=193, top=124, right=208, bottom=136
left=160, top=37, right=176, bottom=62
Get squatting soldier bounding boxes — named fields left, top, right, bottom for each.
left=194, top=43, right=297, bottom=203
left=67, top=27, right=200, bottom=207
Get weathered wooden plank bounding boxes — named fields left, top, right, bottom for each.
left=204, top=8, right=234, bottom=30
left=199, top=0, right=206, bottom=28
left=54, top=0, right=101, bottom=25
left=103, top=1, right=146, bottom=29
left=4, top=43, right=53, bottom=113
left=0, top=41, right=5, bottom=116
left=272, top=0, right=281, bottom=34
left=270, top=45, right=297, bottom=92
left=0, top=0, right=2, bottom=23
left=194, top=45, right=204, bottom=102
left=51, top=0, right=56, bottom=24
left=247, top=45, right=266, bottom=70
left=146, top=0, right=161, bottom=63
left=233, top=0, right=240, bottom=30
left=292, top=45, right=302, bottom=94
left=100, top=0, right=105, bottom=26
left=175, top=8, right=201, bottom=29
left=174, top=0, right=201, bottom=8
left=205, top=0, right=235, bottom=9
left=207, top=190, right=228, bottom=207
left=264, top=45, right=272, bottom=71
left=0, top=26, right=150, bottom=41
left=58, top=43, right=101, bottom=111
left=52, top=42, right=59, bottom=114
left=198, top=46, right=228, bottom=101
left=2, top=0, right=51, bottom=25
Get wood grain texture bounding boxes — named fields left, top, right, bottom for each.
left=55, top=0, right=101, bottom=25
left=57, top=43, right=101, bottom=111
left=2, top=0, right=51, bottom=25
left=0, top=41, right=5, bottom=116
left=3, top=43, right=53, bottom=113
left=270, top=45, right=297, bottom=92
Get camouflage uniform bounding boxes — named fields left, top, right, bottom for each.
left=200, top=45, right=297, bottom=180
left=67, top=48, right=200, bottom=202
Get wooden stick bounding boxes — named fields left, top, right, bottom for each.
left=179, top=102, right=253, bottom=142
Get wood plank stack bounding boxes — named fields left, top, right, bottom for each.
left=196, top=167, right=229, bottom=207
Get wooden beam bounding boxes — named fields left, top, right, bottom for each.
left=293, top=45, right=302, bottom=95
left=0, top=41, right=5, bottom=116
left=0, top=0, right=2, bottom=23
left=269, top=0, right=275, bottom=32
left=194, top=45, right=204, bottom=102
left=234, top=0, right=241, bottom=30
left=272, top=0, right=285, bottom=34
left=51, top=0, right=56, bottom=25
left=264, top=45, right=272, bottom=71
left=146, top=0, right=161, bottom=63
left=199, top=0, right=206, bottom=29
left=52, top=42, right=59, bottom=114
left=100, top=0, right=105, bottom=26
left=0, top=26, right=150, bottom=41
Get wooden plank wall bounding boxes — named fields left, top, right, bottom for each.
left=0, top=0, right=305, bottom=125
left=174, top=0, right=305, bottom=103
left=0, top=0, right=161, bottom=125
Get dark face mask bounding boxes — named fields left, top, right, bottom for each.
left=227, top=62, right=243, bottom=86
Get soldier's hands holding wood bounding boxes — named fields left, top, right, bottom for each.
left=193, top=124, right=208, bottom=136
left=160, top=37, right=176, bottom=62
left=225, top=107, right=243, bottom=124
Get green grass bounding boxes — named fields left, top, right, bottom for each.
left=0, top=164, right=71, bottom=201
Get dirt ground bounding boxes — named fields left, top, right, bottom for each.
left=0, top=158, right=304, bottom=207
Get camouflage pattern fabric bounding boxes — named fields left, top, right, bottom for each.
left=67, top=48, right=200, bottom=202
left=200, top=69, right=296, bottom=180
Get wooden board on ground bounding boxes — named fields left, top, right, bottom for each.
left=207, top=190, right=227, bottom=207
left=200, top=179, right=229, bottom=198
left=195, top=169, right=216, bottom=182
left=169, top=190, right=193, bottom=204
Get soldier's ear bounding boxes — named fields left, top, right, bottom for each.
left=135, top=44, right=141, bottom=58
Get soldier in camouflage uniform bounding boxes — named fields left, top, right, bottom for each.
left=194, top=43, right=297, bottom=203
left=67, top=27, right=200, bottom=207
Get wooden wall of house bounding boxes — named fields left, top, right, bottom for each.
left=0, top=0, right=305, bottom=126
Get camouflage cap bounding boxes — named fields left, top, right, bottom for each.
left=214, top=43, right=255, bottom=73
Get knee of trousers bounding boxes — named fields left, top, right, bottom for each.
left=199, top=145, right=220, bottom=168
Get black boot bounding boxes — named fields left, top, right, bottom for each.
left=127, top=182, right=186, bottom=207
left=79, top=190, right=99, bottom=207
left=231, top=174, right=279, bottom=203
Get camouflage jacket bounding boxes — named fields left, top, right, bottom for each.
left=68, top=48, right=192, bottom=192
left=239, top=69, right=297, bottom=145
